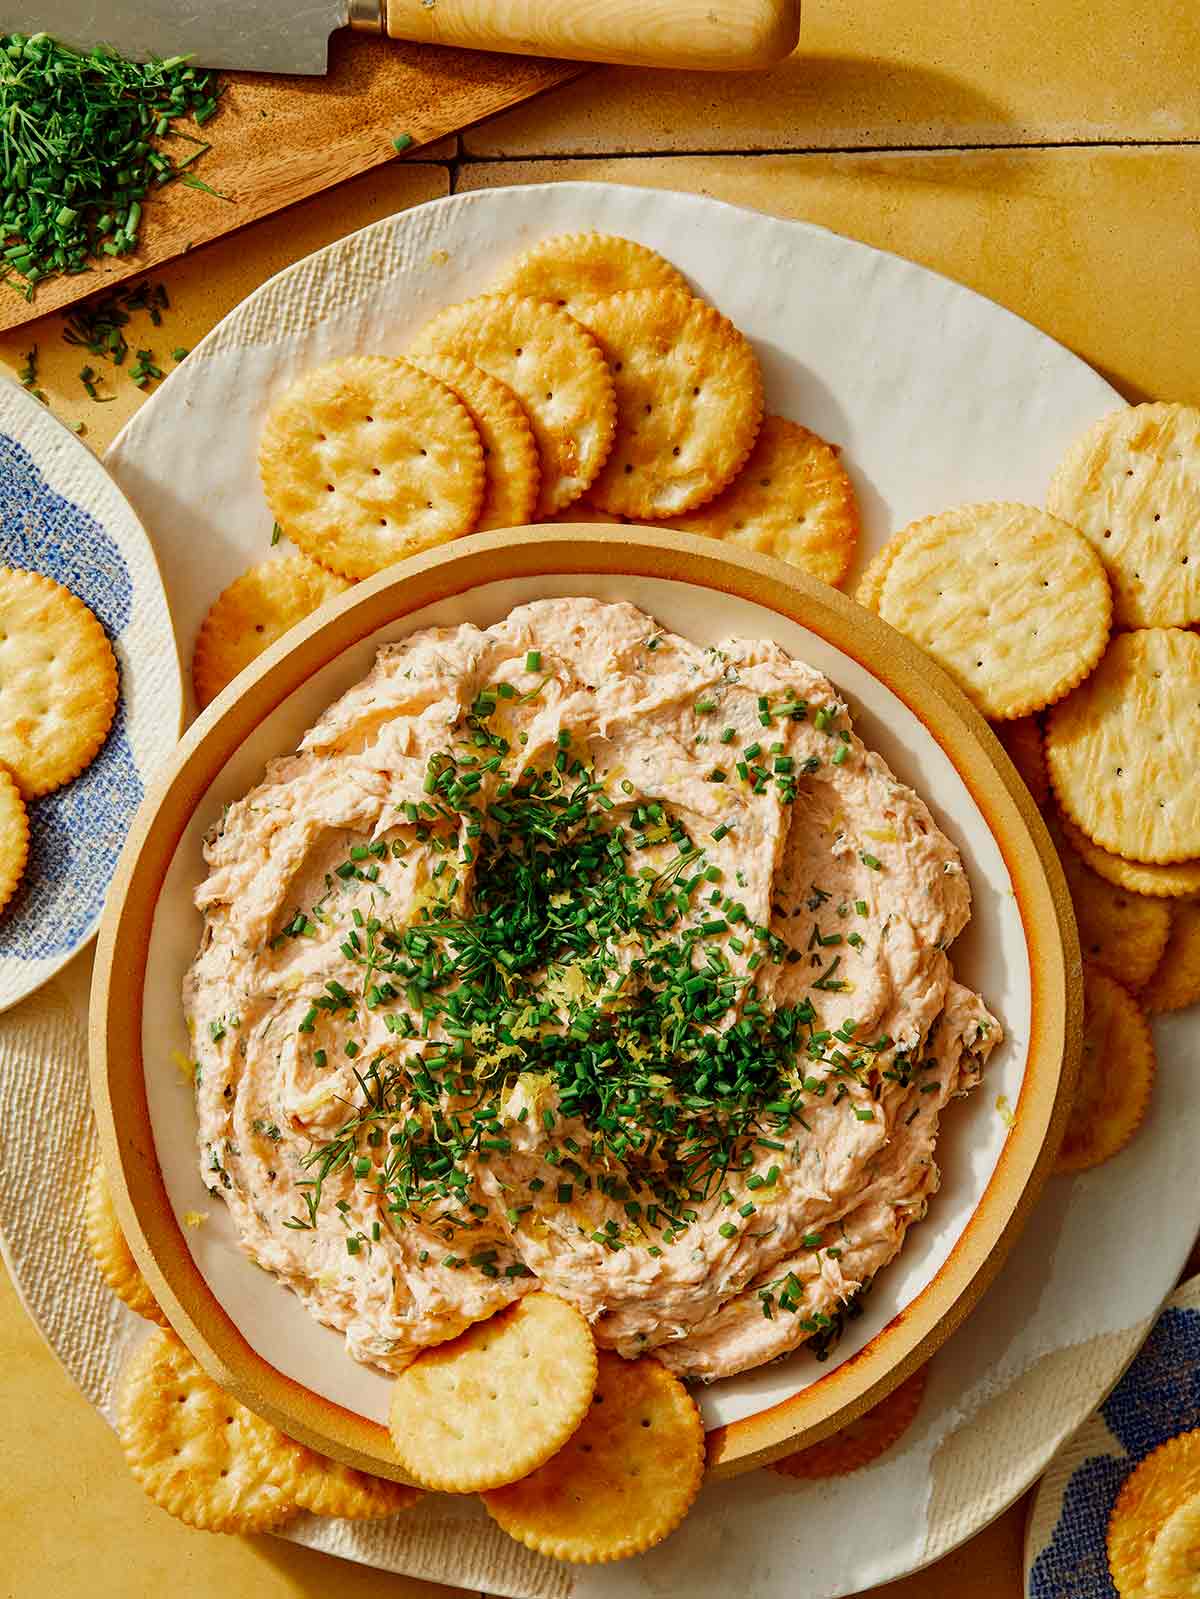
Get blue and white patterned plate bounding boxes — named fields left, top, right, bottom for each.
left=1025, top=1273, right=1200, bottom=1597
left=0, top=378, right=182, bottom=1011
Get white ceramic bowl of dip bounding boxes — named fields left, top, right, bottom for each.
left=91, top=525, right=1079, bottom=1479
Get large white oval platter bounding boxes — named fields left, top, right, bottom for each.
left=2, top=183, right=1192, bottom=1597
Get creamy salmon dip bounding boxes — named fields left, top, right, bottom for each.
left=185, top=598, right=1000, bottom=1381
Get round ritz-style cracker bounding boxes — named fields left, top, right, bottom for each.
left=482, top=1350, right=706, bottom=1564
left=387, top=1292, right=597, bottom=1493
left=1055, top=966, right=1155, bottom=1175
left=1045, top=628, right=1200, bottom=865
left=1059, top=814, right=1200, bottom=901
left=0, top=567, right=117, bottom=798
left=192, top=554, right=352, bottom=709
left=0, top=764, right=28, bottom=914
left=1048, top=402, right=1200, bottom=628
left=258, top=355, right=485, bottom=580
left=1146, top=1494, right=1200, bottom=1598
left=771, top=1366, right=928, bottom=1480
left=854, top=532, right=911, bottom=614
left=992, top=716, right=1050, bottom=809
left=576, top=287, right=764, bottom=520
left=118, top=1328, right=298, bottom=1533
left=84, top=1157, right=169, bottom=1327
left=1050, top=815, right=1171, bottom=989
left=1108, top=1432, right=1200, bottom=1599
left=408, top=294, right=616, bottom=518
left=489, top=232, right=692, bottom=318
left=412, top=354, right=541, bottom=532
left=260, top=1432, right=422, bottom=1520
left=1142, top=901, right=1200, bottom=1015
left=659, top=416, right=860, bottom=587
left=876, top=504, right=1112, bottom=721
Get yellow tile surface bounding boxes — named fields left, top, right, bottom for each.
left=458, top=151, right=1200, bottom=406
left=0, top=162, right=450, bottom=457
left=0, top=1264, right=459, bottom=1599
left=465, top=0, right=1200, bottom=154
left=416, top=136, right=460, bottom=160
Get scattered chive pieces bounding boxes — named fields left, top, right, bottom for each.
left=17, top=345, right=46, bottom=402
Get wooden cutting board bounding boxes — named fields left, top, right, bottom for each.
left=0, top=32, right=583, bottom=334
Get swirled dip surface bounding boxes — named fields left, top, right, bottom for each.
left=185, top=599, right=1000, bottom=1380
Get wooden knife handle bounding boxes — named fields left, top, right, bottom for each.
left=381, top=0, right=801, bottom=70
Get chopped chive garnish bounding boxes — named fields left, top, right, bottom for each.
left=0, top=39, right=225, bottom=299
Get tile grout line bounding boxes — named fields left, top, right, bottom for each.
left=446, top=135, right=1200, bottom=178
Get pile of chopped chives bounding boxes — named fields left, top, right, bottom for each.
left=0, top=31, right=222, bottom=300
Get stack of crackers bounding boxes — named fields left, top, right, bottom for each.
left=191, top=232, right=861, bottom=707
left=0, top=568, right=119, bottom=915
left=857, top=402, right=1200, bottom=1175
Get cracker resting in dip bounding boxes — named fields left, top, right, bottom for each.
left=185, top=600, right=1000, bottom=1382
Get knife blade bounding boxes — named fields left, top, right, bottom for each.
left=0, top=0, right=365, bottom=75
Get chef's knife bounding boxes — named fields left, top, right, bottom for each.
left=1, top=1, right=802, bottom=75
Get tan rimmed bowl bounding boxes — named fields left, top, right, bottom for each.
left=90, top=526, right=1080, bottom=1483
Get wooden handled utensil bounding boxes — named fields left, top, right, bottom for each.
left=362, top=0, right=802, bottom=70
left=1, top=0, right=799, bottom=74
